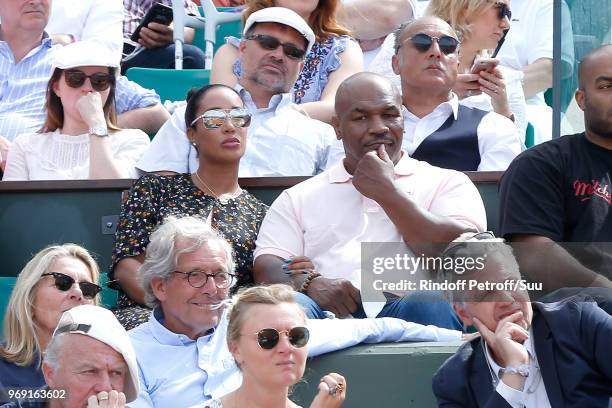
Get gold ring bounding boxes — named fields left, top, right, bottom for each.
left=98, top=393, right=109, bottom=401
left=329, top=383, right=345, bottom=397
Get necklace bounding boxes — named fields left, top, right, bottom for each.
left=192, top=172, right=242, bottom=205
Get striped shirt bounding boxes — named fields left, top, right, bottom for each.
left=0, top=35, right=161, bottom=141
left=0, top=35, right=56, bottom=141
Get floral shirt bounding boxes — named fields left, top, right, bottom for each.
left=111, top=173, right=268, bottom=290
left=229, top=35, right=352, bottom=104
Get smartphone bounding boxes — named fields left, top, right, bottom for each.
left=471, top=58, right=500, bottom=75
left=131, top=2, right=174, bottom=42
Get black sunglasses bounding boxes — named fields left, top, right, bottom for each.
left=64, top=70, right=114, bottom=92
left=190, top=108, right=252, bottom=129
left=244, top=34, right=307, bottom=60
left=249, top=326, right=310, bottom=350
left=41, top=272, right=102, bottom=299
left=495, top=2, right=512, bottom=21
left=404, top=33, right=460, bottom=55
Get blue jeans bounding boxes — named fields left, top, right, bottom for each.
left=121, top=44, right=205, bottom=75
left=294, top=291, right=462, bottom=330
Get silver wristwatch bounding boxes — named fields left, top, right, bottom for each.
left=501, top=364, right=530, bottom=378
left=89, top=126, right=109, bottom=137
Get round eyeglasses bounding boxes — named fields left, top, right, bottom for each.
left=172, top=270, right=235, bottom=289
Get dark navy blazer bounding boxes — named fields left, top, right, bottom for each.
left=432, top=299, right=612, bottom=407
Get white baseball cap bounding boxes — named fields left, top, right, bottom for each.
left=53, top=41, right=120, bottom=75
left=243, top=7, right=315, bottom=55
left=52, top=305, right=139, bottom=403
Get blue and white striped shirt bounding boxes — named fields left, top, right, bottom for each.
left=0, top=35, right=161, bottom=141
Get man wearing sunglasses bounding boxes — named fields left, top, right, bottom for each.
left=128, top=216, right=465, bottom=408
left=0, top=0, right=170, bottom=172
left=137, top=7, right=344, bottom=177
left=389, top=17, right=521, bottom=172
left=432, top=233, right=612, bottom=408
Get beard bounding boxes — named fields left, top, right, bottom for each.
left=245, top=58, right=294, bottom=93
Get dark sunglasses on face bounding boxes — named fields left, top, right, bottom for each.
left=250, top=326, right=310, bottom=350
left=244, top=34, right=307, bottom=60
left=64, top=69, right=114, bottom=92
left=190, top=108, right=252, bottom=129
left=41, top=272, right=102, bottom=299
left=495, top=2, right=512, bottom=21
left=404, top=33, right=460, bottom=55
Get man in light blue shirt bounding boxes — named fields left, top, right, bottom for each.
left=128, top=216, right=463, bottom=407
left=136, top=7, right=344, bottom=177
left=0, top=0, right=169, bottom=154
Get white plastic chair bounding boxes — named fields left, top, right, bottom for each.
left=171, top=0, right=243, bottom=70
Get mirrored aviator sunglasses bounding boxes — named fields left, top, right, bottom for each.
left=191, top=108, right=252, bottom=129
left=41, top=272, right=102, bottom=299
left=407, top=33, right=460, bottom=55
left=64, top=70, right=114, bottom=92
left=255, top=326, right=310, bottom=350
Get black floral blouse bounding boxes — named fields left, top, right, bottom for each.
left=110, top=173, right=268, bottom=329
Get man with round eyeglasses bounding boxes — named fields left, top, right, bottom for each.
left=391, top=16, right=521, bottom=172
left=128, top=215, right=467, bottom=407
left=137, top=7, right=345, bottom=177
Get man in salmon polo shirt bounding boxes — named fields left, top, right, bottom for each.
left=254, top=72, right=487, bottom=329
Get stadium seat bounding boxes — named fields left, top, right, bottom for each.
left=125, top=68, right=211, bottom=102
left=0, top=276, right=16, bottom=340
left=194, top=6, right=243, bottom=53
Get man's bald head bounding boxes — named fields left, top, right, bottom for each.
left=578, top=44, right=612, bottom=90
left=335, top=72, right=402, bottom=117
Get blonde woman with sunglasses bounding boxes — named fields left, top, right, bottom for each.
left=204, top=284, right=346, bottom=408
left=0, top=244, right=101, bottom=390
left=3, top=41, right=149, bottom=181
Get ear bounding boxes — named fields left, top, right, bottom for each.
left=229, top=340, right=243, bottom=366
left=391, top=54, right=400, bottom=76
left=575, top=89, right=586, bottom=111
left=331, top=115, right=342, bottom=141
left=151, top=276, right=168, bottom=303
left=42, top=361, right=57, bottom=389
left=453, top=303, right=473, bottom=327
left=52, top=78, right=62, bottom=98
left=238, top=39, right=248, bottom=58
left=186, top=127, right=196, bottom=145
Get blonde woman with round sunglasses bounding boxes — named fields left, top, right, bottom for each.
left=203, top=284, right=346, bottom=408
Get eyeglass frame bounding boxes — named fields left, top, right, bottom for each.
left=63, top=69, right=115, bottom=92
left=189, top=108, right=252, bottom=129
left=401, top=33, right=461, bottom=55
left=40, top=272, right=102, bottom=299
left=244, top=33, right=307, bottom=60
left=172, top=270, right=236, bottom=289
left=494, top=2, right=512, bottom=21
left=244, top=326, right=310, bottom=350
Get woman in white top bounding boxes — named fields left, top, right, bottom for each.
left=425, top=0, right=527, bottom=135
left=204, top=284, right=346, bottom=408
left=3, top=41, right=149, bottom=181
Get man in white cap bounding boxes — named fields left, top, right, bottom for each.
left=1, top=305, right=139, bottom=408
left=136, top=7, right=344, bottom=177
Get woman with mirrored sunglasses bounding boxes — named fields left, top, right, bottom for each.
left=111, top=84, right=279, bottom=330
left=203, top=284, right=346, bottom=408
left=3, top=41, right=150, bottom=181
left=425, top=0, right=527, bottom=136
left=211, top=0, right=363, bottom=123
left=0, top=244, right=101, bottom=390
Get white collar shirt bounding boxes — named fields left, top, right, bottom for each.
left=136, top=85, right=343, bottom=176
left=484, top=328, right=552, bottom=408
left=402, top=94, right=522, bottom=171
left=128, top=306, right=461, bottom=407
left=254, top=153, right=487, bottom=316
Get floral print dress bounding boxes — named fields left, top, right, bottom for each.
left=110, top=173, right=268, bottom=330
